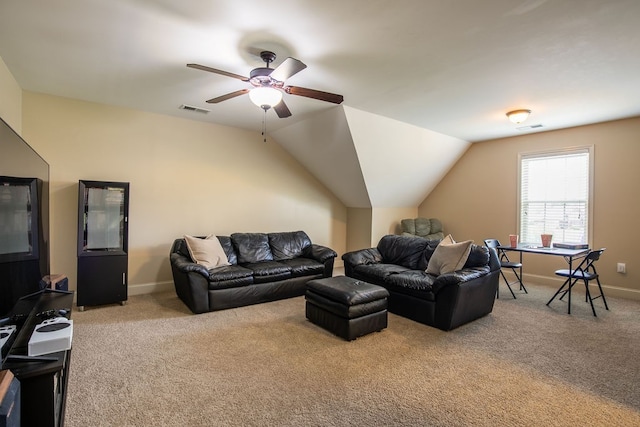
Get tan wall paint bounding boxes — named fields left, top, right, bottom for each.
left=419, top=117, right=640, bottom=299
left=346, top=206, right=418, bottom=250
left=22, top=92, right=347, bottom=295
left=371, top=207, right=418, bottom=246
left=346, top=208, right=372, bottom=252
left=0, top=56, right=22, bottom=133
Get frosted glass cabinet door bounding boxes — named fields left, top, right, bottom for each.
left=85, top=187, right=125, bottom=251
left=78, top=181, right=129, bottom=255
left=77, top=180, right=129, bottom=309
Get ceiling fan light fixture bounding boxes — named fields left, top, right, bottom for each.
left=249, top=87, right=283, bottom=109
left=506, top=109, right=531, bottom=124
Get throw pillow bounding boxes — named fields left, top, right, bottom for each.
left=440, top=234, right=456, bottom=245
left=426, top=239, right=473, bottom=275
left=184, top=235, right=230, bottom=270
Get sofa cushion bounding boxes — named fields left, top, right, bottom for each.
left=231, top=233, right=274, bottom=264
left=384, top=270, right=437, bottom=301
left=269, top=231, right=312, bottom=260
left=243, top=261, right=291, bottom=283
left=426, top=240, right=473, bottom=275
left=352, top=263, right=411, bottom=286
left=377, top=235, right=430, bottom=270
left=184, top=235, right=231, bottom=270
left=279, top=258, right=324, bottom=277
left=207, top=265, right=254, bottom=290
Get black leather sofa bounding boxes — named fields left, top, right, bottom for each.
left=170, top=231, right=337, bottom=314
left=341, top=235, right=500, bottom=331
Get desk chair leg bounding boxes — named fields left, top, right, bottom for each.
left=513, top=268, right=528, bottom=294
left=499, top=270, right=517, bottom=299
left=596, top=277, right=609, bottom=310
left=584, top=279, right=597, bottom=317
left=585, top=277, right=609, bottom=316
left=547, top=278, right=573, bottom=308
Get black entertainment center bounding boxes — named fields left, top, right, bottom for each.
left=1, top=115, right=69, bottom=426
left=1, top=290, right=73, bottom=427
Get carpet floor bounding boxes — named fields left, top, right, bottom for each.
left=65, top=282, right=640, bottom=426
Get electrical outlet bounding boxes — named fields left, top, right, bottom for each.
left=617, top=263, right=626, bottom=274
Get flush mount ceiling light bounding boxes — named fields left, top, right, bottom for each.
left=506, top=109, right=531, bottom=124
left=249, top=86, right=283, bottom=111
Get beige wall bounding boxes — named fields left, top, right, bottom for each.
left=21, top=91, right=347, bottom=295
left=0, top=56, right=22, bottom=133
left=346, top=208, right=372, bottom=253
left=371, top=207, right=418, bottom=245
left=419, top=117, right=640, bottom=300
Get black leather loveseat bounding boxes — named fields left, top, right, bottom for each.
left=170, top=231, right=337, bottom=314
left=341, top=235, right=500, bottom=331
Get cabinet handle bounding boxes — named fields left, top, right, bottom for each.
left=122, top=273, right=126, bottom=285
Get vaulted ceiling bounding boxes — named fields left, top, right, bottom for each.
left=2, top=0, right=639, bottom=207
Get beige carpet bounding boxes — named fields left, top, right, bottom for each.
left=65, top=283, right=640, bottom=427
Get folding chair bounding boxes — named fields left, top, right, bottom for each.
left=547, top=248, right=609, bottom=316
left=484, top=239, right=528, bottom=299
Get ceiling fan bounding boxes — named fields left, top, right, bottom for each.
left=187, top=51, right=344, bottom=118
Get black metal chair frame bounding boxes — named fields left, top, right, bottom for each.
left=546, top=248, right=609, bottom=316
left=484, top=239, right=528, bottom=299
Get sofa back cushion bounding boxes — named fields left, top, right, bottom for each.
left=231, top=233, right=274, bottom=264
left=377, top=235, right=430, bottom=270
left=217, top=236, right=238, bottom=265
left=464, top=244, right=489, bottom=268
left=268, top=231, right=312, bottom=260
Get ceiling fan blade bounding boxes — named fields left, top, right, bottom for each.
left=206, top=89, right=250, bottom=103
left=284, top=86, right=344, bottom=104
left=187, top=63, right=249, bottom=82
left=274, top=100, right=292, bottom=118
left=269, top=58, right=307, bottom=82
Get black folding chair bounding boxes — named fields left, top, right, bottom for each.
left=484, top=239, right=528, bottom=299
left=547, top=248, right=609, bottom=316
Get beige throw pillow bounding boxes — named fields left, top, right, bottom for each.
left=440, top=234, right=456, bottom=245
left=426, top=239, right=473, bottom=275
left=184, top=235, right=230, bottom=270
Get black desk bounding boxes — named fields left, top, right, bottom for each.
left=2, top=290, right=74, bottom=427
left=498, top=244, right=589, bottom=313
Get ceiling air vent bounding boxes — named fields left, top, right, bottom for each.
left=517, top=124, right=543, bottom=131
left=179, top=104, right=210, bottom=114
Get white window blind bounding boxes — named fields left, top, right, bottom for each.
left=519, top=148, right=591, bottom=244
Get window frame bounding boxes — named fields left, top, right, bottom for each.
left=517, top=146, right=595, bottom=246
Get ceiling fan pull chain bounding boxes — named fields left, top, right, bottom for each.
left=262, top=107, right=268, bottom=142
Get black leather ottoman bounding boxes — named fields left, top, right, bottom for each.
left=305, top=276, right=389, bottom=341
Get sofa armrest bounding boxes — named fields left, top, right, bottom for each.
left=342, top=248, right=383, bottom=277
left=169, top=253, right=210, bottom=313
left=303, top=244, right=338, bottom=263
left=431, top=266, right=491, bottom=295
left=433, top=269, right=499, bottom=330
left=341, top=248, right=383, bottom=267
left=170, top=253, right=209, bottom=278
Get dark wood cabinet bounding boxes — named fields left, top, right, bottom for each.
left=76, top=180, right=129, bottom=310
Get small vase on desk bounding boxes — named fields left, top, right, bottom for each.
left=541, top=234, right=553, bottom=248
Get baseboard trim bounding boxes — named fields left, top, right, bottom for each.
left=128, top=280, right=174, bottom=296
left=518, top=273, right=640, bottom=301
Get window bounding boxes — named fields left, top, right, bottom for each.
left=518, top=147, right=593, bottom=244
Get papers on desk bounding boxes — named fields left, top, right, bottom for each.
left=553, top=242, right=589, bottom=250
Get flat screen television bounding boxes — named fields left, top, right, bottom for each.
left=0, top=117, right=49, bottom=316
left=0, top=177, right=40, bottom=262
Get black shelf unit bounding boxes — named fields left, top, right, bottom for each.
left=77, top=180, right=129, bottom=310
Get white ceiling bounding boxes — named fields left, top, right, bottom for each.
left=2, top=0, right=640, bottom=143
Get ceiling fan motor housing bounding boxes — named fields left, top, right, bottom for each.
left=249, top=67, right=278, bottom=87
